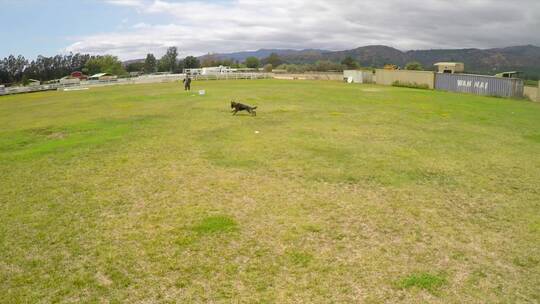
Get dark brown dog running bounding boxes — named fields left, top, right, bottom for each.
left=231, top=101, right=257, bottom=116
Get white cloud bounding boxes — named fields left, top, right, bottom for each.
left=104, top=0, right=145, bottom=7
left=67, top=0, right=540, bottom=59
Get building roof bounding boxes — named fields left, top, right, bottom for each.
left=90, top=73, right=112, bottom=78
left=495, top=71, right=521, bottom=77
left=497, top=71, right=520, bottom=74
left=434, top=62, right=464, bottom=66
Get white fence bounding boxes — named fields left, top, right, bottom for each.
left=0, top=73, right=272, bottom=96
left=0, top=84, right=60, bottom=95
left=191, top=73, right=271, bottom=81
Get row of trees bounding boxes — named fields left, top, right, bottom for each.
left=0, top=53, right=128, bottom=85
left=246, top=54, right=423, bottom=72
left=0, top=46, right=425, bottom=85
left=0, top=47, right=198, bottom=85
left=0, top=53, right=94, bottom=85
left=340, top=56, right=424, bottom=71
left=126, top=51, right=287, bottom=74
left=126, top=48, right=202, bottom=74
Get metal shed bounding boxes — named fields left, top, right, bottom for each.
left=435, top=73, right=524, bottom=98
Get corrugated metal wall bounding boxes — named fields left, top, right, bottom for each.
left=435, top=73, right=524, bottom=98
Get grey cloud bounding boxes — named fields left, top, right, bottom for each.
left=68, top=0, right=540, bottom=59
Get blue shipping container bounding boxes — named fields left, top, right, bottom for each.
left=435, top=73, right=523, bottom=98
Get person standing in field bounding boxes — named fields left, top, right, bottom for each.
left=183, top=76, right=192, bottom=91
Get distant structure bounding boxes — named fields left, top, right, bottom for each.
left=59, top=76, right=80, bottom=86
left=89, top=73, right=117, bottom=81
left=70, top=71, right=88, bottom=80
left=384, top=64, right=399, bottom=70
left=129, top=71, right=143, bottom=77
left=27, top=79, right=41, bottom=86
left=434, top=62, right=465, bottom=74
left=184, top=66, right=236, bottom=76
left=495, top=71, right=521, bottom=78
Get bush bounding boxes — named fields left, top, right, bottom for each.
left=392, top=81, right=430, bottom=90
left=313, top=60, right=344, bottom=72
left=280, top=64, right=308, bottom=73
left=245, top=56, right=260, bottom=69
left=263, top=64, right=273, bottom=72
left=405, top=61, right=424, bottom=71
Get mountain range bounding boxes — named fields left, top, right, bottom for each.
left=203, top=45, right=540, bottom=78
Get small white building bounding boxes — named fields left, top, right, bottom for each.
left=185, top=66, right=237, bottom=76
left=343, top=70, right=374, bottom=84
left=184, top=68, right=202, bottom=76
left=434, top=62, right=465, bottom=74
left=202, top=66, right=236, bottom=75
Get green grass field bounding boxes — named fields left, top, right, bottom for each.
left=1, top=79, right=539, bottom=303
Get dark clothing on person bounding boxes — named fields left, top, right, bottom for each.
left=183, top=77, right=192, bottom=91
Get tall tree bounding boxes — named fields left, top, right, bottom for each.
left=262, top=53, right=283, bottom=67
left=85, top=55, right=126, bottom=75
left=143, top=54, right=157, bottom=74
left=245, top=56, right=260, bottom=69
left=3, top=55, right=29, bottom=83
left=183, top=56, right=200, bottom=69
left=341, top=56, right=358, bottom=69
left=313, top=60, right=343, bottom=72
left=159, top=47, right=179, bottom=72
left=126, top=61, right=145, bottom=73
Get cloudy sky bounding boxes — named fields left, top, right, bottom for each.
left=1, top=0, right=539, bottom=60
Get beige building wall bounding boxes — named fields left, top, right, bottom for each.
left=273, top=73, right=343, bottom=81
left=375, top=69, right=435, bottom=89
left=524, top=84, right=540, bottom=102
